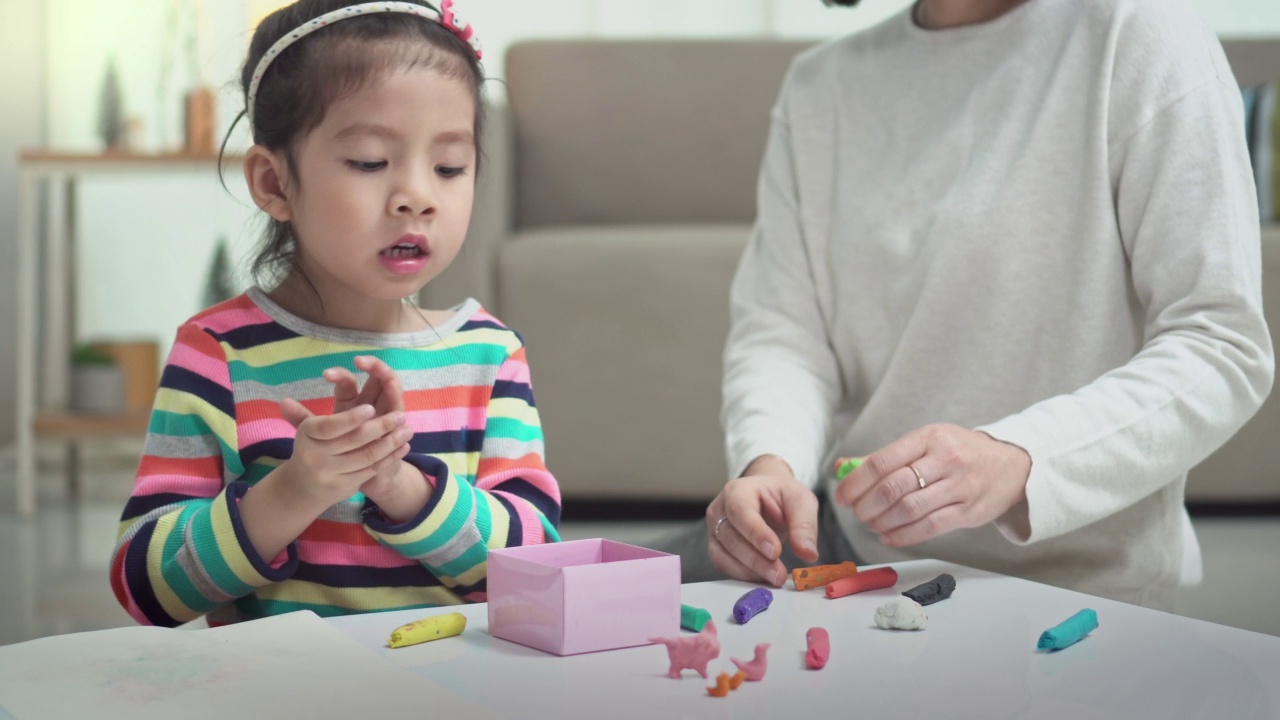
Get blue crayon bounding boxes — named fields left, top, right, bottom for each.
left=732, top=587, right=774, bottom=624
left=1037, top=609, right=1098, bottom=651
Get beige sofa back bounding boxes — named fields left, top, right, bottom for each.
left=505, top=41, right=812, bottom=228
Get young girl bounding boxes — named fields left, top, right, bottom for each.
left=110, top=0, right=561, bottom=627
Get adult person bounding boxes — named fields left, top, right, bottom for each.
left=665, top=0, right=1273, bottom=609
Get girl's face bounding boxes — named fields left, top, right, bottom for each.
left=276, top=65, right=477, bottom=313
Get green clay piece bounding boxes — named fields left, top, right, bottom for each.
left=835, top=457, right=863, bottom=481
left=681, top=604, right=712, bottom=632
left=1037, top=609, right=1098, bottom=651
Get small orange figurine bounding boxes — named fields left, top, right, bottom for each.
left=707, top=672, right=732, bottom=697
left=729, top=671, right=748, bottom=689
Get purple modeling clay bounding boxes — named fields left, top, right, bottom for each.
left=732, top=587, right=774, bottom=624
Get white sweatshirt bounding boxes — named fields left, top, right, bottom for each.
left=722, top=0, right=1273, bottom=608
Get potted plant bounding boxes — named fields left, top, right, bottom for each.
left=70, top=343, right=127, bottom=415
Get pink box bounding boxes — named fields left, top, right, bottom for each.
left=486, top=539, right=681, bottom=656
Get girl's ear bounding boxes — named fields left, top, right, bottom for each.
left=244, top=145, right=293, bottom=222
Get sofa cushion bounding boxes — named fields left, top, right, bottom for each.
left=497, top=225, right=749, bottom=501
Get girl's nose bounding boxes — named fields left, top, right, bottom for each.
left=390, top=175, right=436, bottom=216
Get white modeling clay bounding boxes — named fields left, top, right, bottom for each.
left=874, top=597, right=928, bottom=630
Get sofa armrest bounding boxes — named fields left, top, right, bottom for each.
left=1185, top=224, right=1280, bottom=504
left=419, top=101, right=513, bottom=311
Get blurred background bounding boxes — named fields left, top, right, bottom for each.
left=1, top=0, right=1278, bottom=646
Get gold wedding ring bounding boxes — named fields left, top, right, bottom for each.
left=909, top=464, right=927, bottom=490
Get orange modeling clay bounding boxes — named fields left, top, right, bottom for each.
left=729, top=671, right=748, bottom=689
left=792, top=561, right=859, bottom=591
left=707, top=672, right=732, bottom=697
left=825, top=566, right=899, bottom=599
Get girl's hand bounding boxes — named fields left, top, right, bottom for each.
left=279, top=399, right=413, bottom=508
left=833, top=424, right=1031, bottom=547
left=323, top=355, right=406, bottom=418
left=706, top=455, right=820, bottom=588
left=322, top=356, right=413, bottom=498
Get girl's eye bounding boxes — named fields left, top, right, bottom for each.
left=347, top=160, right=387, bottom=172
left=436, top=165, right=468, bottom=178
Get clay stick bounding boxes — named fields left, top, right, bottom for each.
left=681, top=603, right=712, bottom=632
left=1037, top=609, right=1098, bottom=651
left=901, top=573, right=956, bottom=606
left=825, top=566, right=899, bottom=599
left=805, top=627, right=830, bottom=669
left=792, top=561, right=860, bottom=591
left=732, top=587, right=774, bottom=624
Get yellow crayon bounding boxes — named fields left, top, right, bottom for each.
left=387, top=612, right=467, bottom=649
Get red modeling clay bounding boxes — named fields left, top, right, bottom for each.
left=805, top=627, right=830, bottom=669
left=825, top=566, right=899, bottom=599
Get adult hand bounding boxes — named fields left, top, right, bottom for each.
left=279, top=399, right=412, bottom=509
left=706, top=455, right=820, bottom=587
left=834, top=424, right=1031, bottom=547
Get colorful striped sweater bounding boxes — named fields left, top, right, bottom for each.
left=111, top=289, right=561, bottom=627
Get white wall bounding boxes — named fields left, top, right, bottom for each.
left=0, top=1, right=48, bottom=443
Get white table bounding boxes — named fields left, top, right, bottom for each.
left=328, top=559, right=1280, bottom=720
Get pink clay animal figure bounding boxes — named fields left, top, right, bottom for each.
left=650, top=619, right=720, bottom=679
left=730, top=642, right=771, bottom=681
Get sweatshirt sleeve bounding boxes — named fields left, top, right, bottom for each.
left=978, top=74, right=1274, bottom=545
left=722, top=79, right=843, bottom=488
left=110, top=323, right=298, bottom=627
left=362, top=340, right=561, bottom=600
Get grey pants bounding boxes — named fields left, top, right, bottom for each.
left=648, top=494, right=862, bottom=584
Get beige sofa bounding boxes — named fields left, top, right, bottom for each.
left=423, top=38, right=1280, bottom=510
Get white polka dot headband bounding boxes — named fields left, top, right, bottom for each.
left=247, top=1, right=482, bottom=127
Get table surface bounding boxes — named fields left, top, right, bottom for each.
left=327, top=559, right=1280, bottom=720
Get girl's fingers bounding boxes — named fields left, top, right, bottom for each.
left=356, top=355, right=405, bottom=413
left=301, top=404, right=376, bottom=441
left=280, top=398, right=314, bottom=429
left=326, top=411, right=406, bottom=456
left=335, top=425, right=415, bottom=475
left=355, top=442, right=412, bottom=484
left=324, top=367, right=360, bottom=409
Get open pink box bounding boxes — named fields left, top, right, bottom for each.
left=486, top=538, right=681, bottom=656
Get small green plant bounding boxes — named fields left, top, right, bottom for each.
left=203, top=236, right=238, bottom=308
left=72, top=344, right=117, bottom=366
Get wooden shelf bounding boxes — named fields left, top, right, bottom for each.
left=33, top=410, right=151, bottom=438
left=20, top=149, right=244, bottom=163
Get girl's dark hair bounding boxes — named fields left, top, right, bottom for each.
left=220, top=0, right=486, bottom=290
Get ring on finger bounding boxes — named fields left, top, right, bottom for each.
left=714, top=516, right=729, bottom=539
left=909, top=464, right=926, bottom=490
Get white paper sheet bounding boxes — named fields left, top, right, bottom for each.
left=0, top=611, right=495, bottom=719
